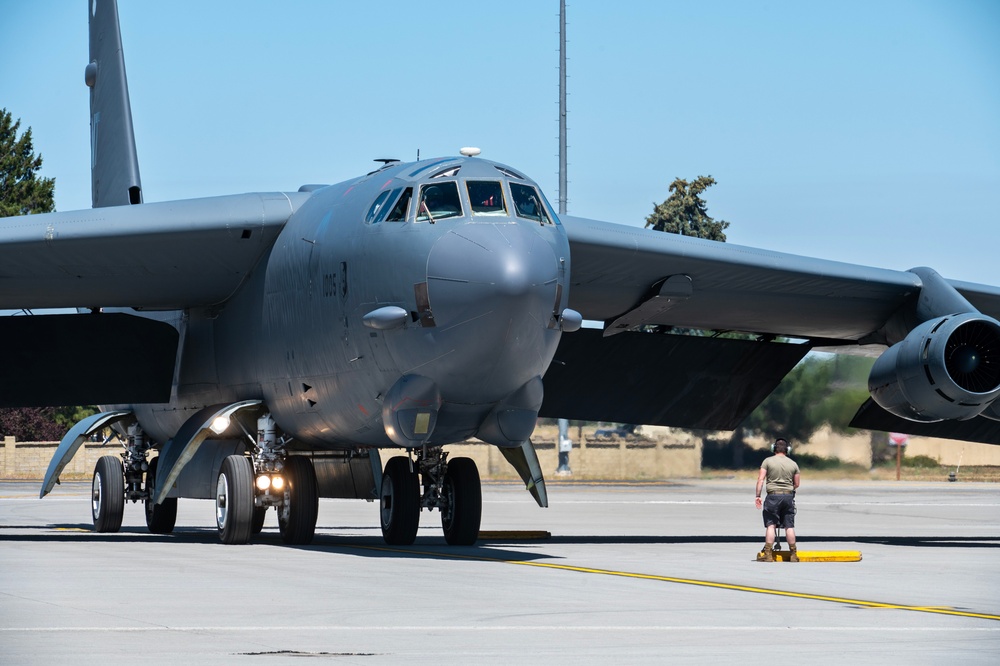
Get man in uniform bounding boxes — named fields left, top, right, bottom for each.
left=755, top=437, right=800, bottom=562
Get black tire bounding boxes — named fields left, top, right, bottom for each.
left=216, top=455, right=254, bottom=544
left=144, top=456, right=177, bottom=534
left=251, top=505, right=267, bottom=535
left=277, top=456, right=319, bottom=545
left=92, top=455, right=125, bottom=533
left=380, top=456, right=420, bottom=545
left=441, top=457, right=481, bottom=546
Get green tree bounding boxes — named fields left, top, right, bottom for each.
left=745, top=357, right=833, bottom=442
left=645, top=175, right=729, bottom=241
left=0, top=108, right=55, bottom=217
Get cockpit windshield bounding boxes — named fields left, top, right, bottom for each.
left=385, top=187, right=412, bottom=222
left=417, top=182, right=463, bottom=222
left=510, top=183, right=551, bottom=224
left=466, top=181, right=506, bottom=216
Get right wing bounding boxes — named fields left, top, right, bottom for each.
left=0, top=192, right=310, bottom=311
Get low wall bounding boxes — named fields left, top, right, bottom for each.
left=1, top=435, right=125, bottom=482
left=767, top=426, right=1000, bottom=468
left=439, top=432, right=702, bottom=481
left=3, top=431, right=703, bottom=482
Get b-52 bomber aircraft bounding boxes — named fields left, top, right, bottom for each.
left=5, top=1, right=1000, bottom=546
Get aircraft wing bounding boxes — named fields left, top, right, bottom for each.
left=538, top=216, right=1000, bottom=443
left=562, top=215, right=1000, bottom=342
left=0, top=192, right=311, bottom=311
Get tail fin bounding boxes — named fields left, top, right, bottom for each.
left=86, top=0, right=142, bottom=207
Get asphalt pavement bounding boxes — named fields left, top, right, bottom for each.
left=1, top=478, right=998, bottom=664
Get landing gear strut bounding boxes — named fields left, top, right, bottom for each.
left=92, top=423, right=164, bottom=534
left=212, top=414, right=319, bottom=545
left=379, top=447, right=482, bottom=546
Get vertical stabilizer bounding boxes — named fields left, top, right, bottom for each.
left=86, top=0, right=142, bottom=208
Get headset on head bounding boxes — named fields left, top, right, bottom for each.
left=771, top=438, right=792, bottom=455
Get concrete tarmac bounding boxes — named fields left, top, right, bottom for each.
left=1, top=479, right=998, bottom=664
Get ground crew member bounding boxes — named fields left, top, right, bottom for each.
left=755, top=437, right=800, bottom=562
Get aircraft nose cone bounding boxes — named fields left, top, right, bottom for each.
left=426, top=223, right=558, bottom=317
left=422, top=222, right=561, bottom=402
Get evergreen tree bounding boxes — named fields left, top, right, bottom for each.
left=0, top=108, right=55, bottom=217
left=645, top=176, right=728, bottom=241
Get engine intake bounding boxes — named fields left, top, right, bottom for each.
left=869, top=313, right=1000, bottom=422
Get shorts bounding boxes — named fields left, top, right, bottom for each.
left=762, top=493, right=796, bottom=529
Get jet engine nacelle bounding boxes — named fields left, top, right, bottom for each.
left=869, top=313, right=1000, bottom=422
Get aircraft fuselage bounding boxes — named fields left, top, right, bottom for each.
left=129, top=156, right=571, bottom=450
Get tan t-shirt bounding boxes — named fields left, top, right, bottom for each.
left=761, top=455, right=799, bottom=494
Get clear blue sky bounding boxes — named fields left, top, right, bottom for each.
left=3, top=0, right=998, bottom=284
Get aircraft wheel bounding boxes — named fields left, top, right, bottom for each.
left=441, top=457, right=481, bottom=546
left=144, top=456, right=177, bottom=534
left=277, top=456, right=319, bottom=545
left=216, top=455, right=254, bottom=544
left=380, top=456, right=419, bottom=545
left=92, top=455, right=125, bottom=533
left=251, top=505, right=267, bottom=535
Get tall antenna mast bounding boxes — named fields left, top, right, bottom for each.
left=558, top=0, right=568, bottom=215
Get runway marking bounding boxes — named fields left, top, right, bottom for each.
left=344, top=545, right=1000, bottom=623
left=2, top=625, right=999, bottom=633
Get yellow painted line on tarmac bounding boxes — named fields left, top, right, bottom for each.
left=345, top=544, right=1000, bottom=623
left=53, top=527, right=90, bottom=532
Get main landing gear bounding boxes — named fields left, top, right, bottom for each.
left=91, top=424, right=175, bottom=535
left=380, top=446, right=482, bottom=546
left=214, top=414, right=318, bottom=545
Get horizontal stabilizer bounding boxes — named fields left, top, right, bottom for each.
left=540, top=329, right=810, bottom=430
left=0, top=313, right=177, bottom=407
left=850, top=399, right=1000, bottom=446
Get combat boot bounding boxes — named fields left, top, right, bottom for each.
left=762, top=544, right=774, bottom=562
left=789, top=545, right=799, bottom=562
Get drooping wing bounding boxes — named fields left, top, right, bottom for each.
left=562, top=215, right=1000, bottom=339
left=0, top=193, right=309, bottom=407
left=0, top=192, right=309, bottom=310
left=542, top=215, right=1000, bottom=442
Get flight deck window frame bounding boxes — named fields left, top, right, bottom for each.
left=416, top=181, right=464, bottom=223
left=510, top=182, right=553, bottom=225
left=366, top=187, right=402, bottom=224
left=385, top=187, right=413, bottom=222
left=465, top=180, right=508, bottom=217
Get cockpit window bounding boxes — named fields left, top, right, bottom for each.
left=416, top=182, right=463, bottom=222
left=466, top=181, right=506, bottom=216
left=431, top=166, right=461, bottom=178
left=366, top=188, right=397, bottom=224
left=385, top=187, right=412, bottom=222
left=510, top=183, right=551, bottom=224
left=494, top=165, right=526, bottom=180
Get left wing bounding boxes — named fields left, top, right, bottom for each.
left=543, top=215, right=1000, bottom=444
left=562, top=215, right=1000, bottom=341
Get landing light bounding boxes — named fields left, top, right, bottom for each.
left=255, top=475, right=271, bottom=491
left=210, top=415, right=231, bottom=434
left=271, top=476, right=284, bottom=491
